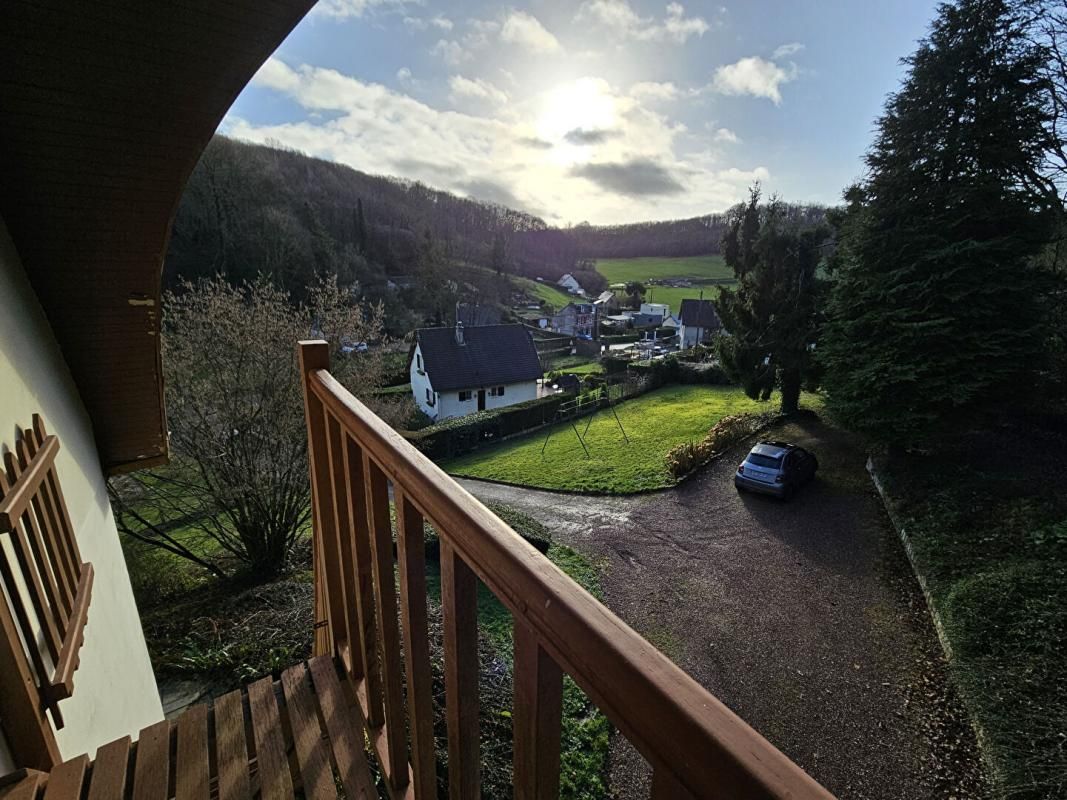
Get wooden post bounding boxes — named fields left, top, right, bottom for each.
left=441, top=543, right=480, bottom=800
left=297, top=341, right=339, bottom=659
left=513, top=622, right=563, bottom=800
left=395, top=491, right=437, bottom=799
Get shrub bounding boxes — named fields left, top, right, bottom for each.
left=665, top=412, right=774, bottom=480
left=601, top=355, right=629, bottom=375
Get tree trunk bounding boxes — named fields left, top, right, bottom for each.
left=780, top=368, right=801, bottom=415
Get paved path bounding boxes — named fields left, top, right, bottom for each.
left=460, top=415, right=985, bottom=799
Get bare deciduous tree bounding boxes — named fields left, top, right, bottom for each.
left=109, top=276, right=386, bottom=579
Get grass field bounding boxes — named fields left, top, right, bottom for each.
left=444, top=384, right=819, bottom=493
left=595, top=255, right=734, bottom=315
left=514, top=275, right=574, bottom=310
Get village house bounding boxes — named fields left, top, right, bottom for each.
left=679, top=298, right=724, bottom=349
left=593, top=289, right=620, bottom=313
left=410, top=323, right=543, bottom=420
left=556, top=273, right=585, bottom=294
left=551, top=302, right=598, bottom=338
left=639, top=301, right=670, bottom=319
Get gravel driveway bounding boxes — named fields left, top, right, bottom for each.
left=459, top=415, right=985, bottom=799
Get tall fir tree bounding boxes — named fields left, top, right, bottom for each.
left=715, top=187, right=829, bottom=414
left=819, top=0, right=1060, bottom=445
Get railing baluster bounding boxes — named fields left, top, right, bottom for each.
left=298, top=341, right=348, bottom=661
left=20, top=428, right=75, bottom=619
left=342, top=434, right=384, bottom=726
left=3, top=454, right=62, bottom=664
left=441, top=542, right=480, bottom=800
left=325, top=413, right=362, bottom=676
left=513, top=622, right=563, bottom=800
left=363, top=454, right=409, bottom=791
left=395, top=491, right=437, bottom=799
left=6, top=444, right=65, bottom=636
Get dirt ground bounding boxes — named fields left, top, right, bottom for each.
left=459, top=415, right=987, bottom=799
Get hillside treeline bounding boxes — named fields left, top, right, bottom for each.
left=566, top=205, right=828, bottom=259
left=166, top=137, right=826, bottom=309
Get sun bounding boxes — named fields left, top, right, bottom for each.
left=535, top=78, right=618, bottom=163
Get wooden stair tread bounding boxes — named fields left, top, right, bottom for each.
left=1, top=657, right=376, bottom=800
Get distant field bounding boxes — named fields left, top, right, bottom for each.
left=595, top=256, right=734, bottom=316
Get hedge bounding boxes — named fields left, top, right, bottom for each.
left=600, top=333, right=639, bottom=345
left=402, top=394, right=564, bottom=459
left=627, top=356, right=729, bottom=387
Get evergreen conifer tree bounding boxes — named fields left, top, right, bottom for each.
left=715, top=187, right=829, bottom=414
left=819, top=0, right=1059, bottom=444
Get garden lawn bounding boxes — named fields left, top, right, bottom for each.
left=515, top=276, right=574, bottom=310
left=595, top=255, right=735, bottom=314
left=444, top=385, right=818, bottom=493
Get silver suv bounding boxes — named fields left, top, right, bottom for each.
left=734, top=441, right=818, bottom=499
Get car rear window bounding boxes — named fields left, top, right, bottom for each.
left=747, top=453, right=782, bottom=468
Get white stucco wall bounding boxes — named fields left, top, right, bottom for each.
left=435, top=380, right=538, bottom=421
left=0, top=217, right=163, bottom=765
left=409, top=343, right=439, bottom=420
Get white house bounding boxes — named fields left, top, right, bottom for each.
left=411, top=323, right=543, bottom=421
left=557, top=273, right=585, bottom=295
left=679, top=298, right=723, bottom=349
left=640, top=301, right=670, bottom=318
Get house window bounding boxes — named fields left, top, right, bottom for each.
left=458, top=390, right=472, bottom=401
left=490, top=385, right=505, bottom=397
left=416, top=353, right=424, bottom=373
left=425, top=388, right=435, bottom=407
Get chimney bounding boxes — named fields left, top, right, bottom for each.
left=455, top=321, right=465, bottom=345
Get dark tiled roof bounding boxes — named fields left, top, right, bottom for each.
left=679, top=299, right=722, bottom=329
left=415, top=325, right=542, bottom=392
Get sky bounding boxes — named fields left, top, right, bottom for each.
left=223, top=0, right=940, bottom=226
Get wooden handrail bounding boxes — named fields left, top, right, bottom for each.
left=299, top=340, right=834, bottom=800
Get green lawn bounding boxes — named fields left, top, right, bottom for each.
left=595, top=256, right=735, bottom=316
left=444, top=385, right=817, bottom=493
left=515, top=276, right=575, bottom=311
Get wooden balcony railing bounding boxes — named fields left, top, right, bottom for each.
left=0, top=415, right=94, bottom=769
left=299, top=340, right=835, bottom=800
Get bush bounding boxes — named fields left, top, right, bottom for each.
left=601, top=355, right=629, bottom=375
left=403, top=395, right=564, bottom=459
left=665, top=412, right=773, bottom=480
left=601, top=333, right=639, bottom=345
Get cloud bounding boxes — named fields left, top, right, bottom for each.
left=571, top=158, right=685, bottom=196
left=231, top=59, right=766, bottom=224
left=713, top=127, right=740, bottom=143
left=459, top=178, right=526, bottom=209
left=711, top=56, right=796, bottom=104
left=772, top=42, right=804, bottom=59
left=449, top=75, right=508, bottom=106
left=252, top=58, right=302, bottom=93
left=629, top=81, right=679, bottom=102
left=430, top=39, right=471, bottom=66
left=517, top=136, right=554, bottom=149
left=403, top=14, right=454, bottom=31
left=500, top=11, right=561, bottom=53
left=313, top=0, right=415, bottom=20
left=576, top=0, right=711, bottom=43
left=563, top=127, right=619, bottom=145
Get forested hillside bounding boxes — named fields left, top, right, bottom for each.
left=166, top=136, right=827, bottom=308
left=566, top=204, right=828, bottom=259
